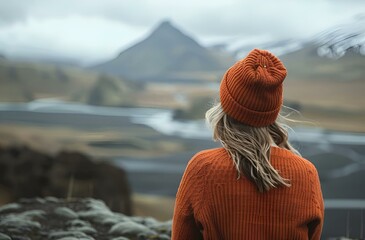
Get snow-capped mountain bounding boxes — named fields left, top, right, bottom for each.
left=220, top=15, right=365, bottom=59
left=316, top=15, right=365, bottom=58
left=223, top=39, right=307, bottom=58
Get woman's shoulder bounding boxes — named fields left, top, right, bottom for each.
left=271, top=146, right=320, bottom=176
left=185, top=147, right=232, bottom=174
left=189, top=147, right=228, bottom=164
left=194, top=147, right=227, bottom=157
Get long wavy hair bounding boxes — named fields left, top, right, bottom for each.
left=205, top=103, right=300, bottom=192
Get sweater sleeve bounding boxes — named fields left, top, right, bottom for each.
left=171, top=153, right=208, bottom=240
left=308, top=164, right=325, bottom=240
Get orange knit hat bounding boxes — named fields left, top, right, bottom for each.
left=220, top=49, right=287, bottom=127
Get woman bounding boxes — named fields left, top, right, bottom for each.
left=172, top=49, right=324, bottom=240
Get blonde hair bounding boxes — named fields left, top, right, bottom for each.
left=205, top=103, right=300, bottom=192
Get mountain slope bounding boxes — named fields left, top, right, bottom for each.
left=280, top=43, right=365, bottom=82
left=93, top=21, right=234, bottom=82
left=277, top=43, right=365, bottom=128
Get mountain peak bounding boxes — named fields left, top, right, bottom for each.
left=93, top=20, right=234, bottom=81
left=158, top=20, right=173, bottom=28
left=149, top=20, right=186, bottom=39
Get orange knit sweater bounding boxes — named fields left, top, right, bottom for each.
left=172, top=147, right=324, bottom=240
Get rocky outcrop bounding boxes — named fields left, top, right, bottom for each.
left=0, top=197, right=171, bottom=240
left=0, top=146, right=131, bottom=214
left=87, top=74, right=134, bottom=107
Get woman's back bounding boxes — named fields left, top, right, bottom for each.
left=173, top=147, right=323, bottom=240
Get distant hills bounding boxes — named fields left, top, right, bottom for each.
left=93, top=21, right=235, bottom=82
left=0, top=59, right=136, bottom=106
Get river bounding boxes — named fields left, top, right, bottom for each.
left=1, top=99, right=364, bottom=143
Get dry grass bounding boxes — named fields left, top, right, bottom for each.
left=0, top=185, right=12, bottom=206
left=135, top=83, right=218, bottom=109
left=283, top=78, right=365, bottom=132
left=0, top=124, right=187, bottom=158
left=132, top=193, right=175, bottom=221
left=284, top=79, right=365, bottom=112
left=297, top=106, right=365, bottom=132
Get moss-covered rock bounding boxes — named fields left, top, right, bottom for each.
left=0, top=198, right=172, bottom=240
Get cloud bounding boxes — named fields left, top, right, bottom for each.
left=0, top=0, right=38, bottom=23
left=0, top=0, right=162, bottom=26
left=0, top=15, right=149, bottom=64
left=0, top=0, right=364, bottom=62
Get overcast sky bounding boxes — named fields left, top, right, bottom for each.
left=0, top=0, right=364, bottom=65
